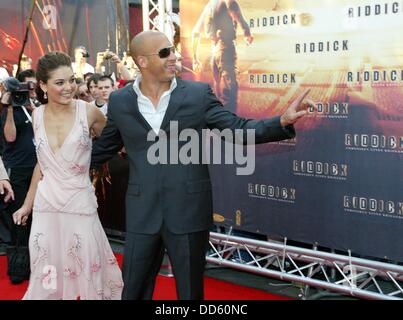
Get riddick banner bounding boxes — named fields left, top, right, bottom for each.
left=180, top=0, right=403, bottom=261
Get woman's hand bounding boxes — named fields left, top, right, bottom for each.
left=13, top=205, right=31, bottom=226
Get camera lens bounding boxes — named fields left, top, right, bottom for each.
left=3, top=77, right=30, bottom=107
left=11, top=92, right=28, bottom=106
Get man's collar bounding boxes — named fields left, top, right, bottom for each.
left=133, top=74, right=177, bottom=97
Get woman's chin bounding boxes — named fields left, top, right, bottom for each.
left=52, top=97, right=73, bottom=105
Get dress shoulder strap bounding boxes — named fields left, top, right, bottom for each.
left=32, top=105, right=44, bottom=135
left=76, top=99, right=90, bottom=135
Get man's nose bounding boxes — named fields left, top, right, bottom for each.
left=168, top=49, right=176, bottom=60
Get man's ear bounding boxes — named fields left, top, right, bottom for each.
left=137, top=56, right=148, bottom=69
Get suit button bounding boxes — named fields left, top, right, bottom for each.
left=155, top=136, right=160, bottom=141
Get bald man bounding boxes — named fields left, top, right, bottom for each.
left=91, top=30, right=313, bottom=300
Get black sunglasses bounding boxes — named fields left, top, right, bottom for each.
left=144, top=46, right=175, bottom=59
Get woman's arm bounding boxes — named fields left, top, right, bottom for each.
left=13, top=163, right=42, bottom=225
left=87, top=103, right=107, bottom=137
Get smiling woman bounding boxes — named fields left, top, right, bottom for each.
left=35, top=52, right=73, bottom=105
left=11, top=51, right=123, bottom=300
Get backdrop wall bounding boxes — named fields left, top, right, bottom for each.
left=180, top=0, right=403, bottom=261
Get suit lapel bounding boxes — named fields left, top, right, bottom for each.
left=160, top=79, right=187, bottom=132
left=127, top=86, right=153, bottom=132
left=126, top=78, right=187, bottom=134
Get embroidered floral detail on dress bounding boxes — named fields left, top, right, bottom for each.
left=77, top=119, right=91, bottom=151
left=65, top=234, right=84, bottom=277
left=91, top=263, right=101, bottom=273
left=64, top=268, right=78, bottom=279
left=55, top=116, right=91, bottom=165
left=35, top=138, right=49, bottom=171
left=35, top=138, right=44, bottom=153
left=101, top=280, right=125, bottom=300
left=32, top=233, right=48, bottom=268
left=97, top=280, right=123, bottom=300
left=70, top=163, right=88, bottom=175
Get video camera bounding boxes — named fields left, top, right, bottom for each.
left=2, top=77, right=35, bottom=107
left=82, top=50, right=90, bottom=58
left=98, top=50, right=113, bottom=60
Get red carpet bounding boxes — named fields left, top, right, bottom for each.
left=0, top=254, right=289, bottom=300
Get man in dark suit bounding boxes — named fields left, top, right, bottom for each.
left=91, top=30, right=313, bottom=300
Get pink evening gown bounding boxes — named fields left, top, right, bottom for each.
left=23, top=99, right=123, bottom=300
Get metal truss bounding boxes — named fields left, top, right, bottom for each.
left=207, top=232, right=403, bottom=300
left=141, top=0, right=174, bottom=40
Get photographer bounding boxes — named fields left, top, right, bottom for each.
left=72, top=45, right=95, bottom=79
left=95, top=50, right=133, bottom=80
left=121, top=51, right=140, bottom=79
left=0, top=70, right=37, bottom=283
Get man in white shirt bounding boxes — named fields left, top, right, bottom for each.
left=132, top=73, right=175, bottom=134
left=71, top=46, right=95, bottom=79
left=91, top=30, right=314, bottom=300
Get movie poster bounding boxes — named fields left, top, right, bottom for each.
left=180, top=0, right=403, bottom=260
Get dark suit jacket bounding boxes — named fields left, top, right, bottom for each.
left=91, top=78, right=295, bottom=234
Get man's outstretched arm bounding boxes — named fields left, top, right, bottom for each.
left=205, top=85, right=314, bottom=143
left=91, top=111, right=124, bottom=167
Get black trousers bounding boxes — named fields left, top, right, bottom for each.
left=0, top=211, right=11, bottom=244
left=4, top=167, right=34, bottom=247
left=122, top=223, right=209, bottom=300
